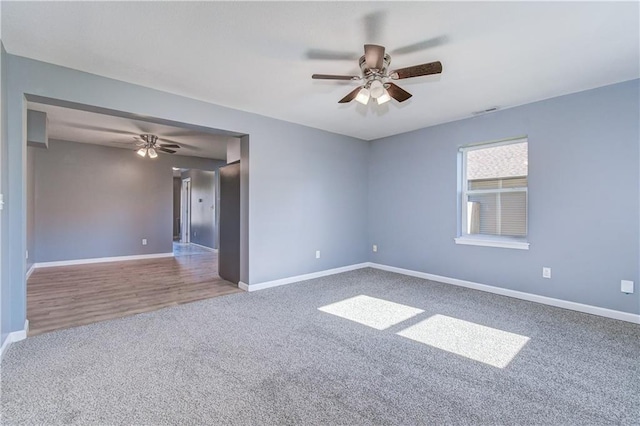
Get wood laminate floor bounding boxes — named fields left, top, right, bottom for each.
left=27, top=246, right=241, bottom=336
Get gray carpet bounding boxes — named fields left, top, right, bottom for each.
left=2, top=268, right=639, bottom=425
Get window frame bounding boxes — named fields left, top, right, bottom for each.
left=455, top=137, right=530, bottom=250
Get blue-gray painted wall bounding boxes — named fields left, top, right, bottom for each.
left=1, top=44, right=9, bottom=345
left=1, top=54, right=370, bottom=336
left=32, top=140, right=223, bottom=262
left=368, top=79, right=640, bottom=314
left=26, top=147, right=35, bottom=270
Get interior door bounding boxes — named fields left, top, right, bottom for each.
left=219, top=162, right=240, bottom=284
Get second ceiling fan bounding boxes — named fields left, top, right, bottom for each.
left=312, top=44, right=442, bottom=105
left=135, top=133, right=181, bottom=159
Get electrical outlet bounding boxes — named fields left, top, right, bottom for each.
left=26, top=250, right=29, bottom=259
left=316, top=250, right=321, bottom=259
left=142, top=239, right=147, bottom=246
left=373, top=244, right=378, bottom=252
left=542, top=267, right=551, bottom=279
left=621, top=280, right=634, bottom=294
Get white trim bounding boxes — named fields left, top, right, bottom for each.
left=26, top=264, right=35, bottom=279
left=188, top=242, right=217, bottom=253
left=235, top=262, right=637, bottom=323
left=241, top=263, right=370, bottom=292
left=459, top=136, right=528, bottom=152
left=0, top=319, right=29, bottom=364
left=454, top=237, right=530, bottom=250
left=368, top=263, right=640, bottom=324
left=460, top=138, right=529, bottom=245
left=34, top=252, right=174, bottom=268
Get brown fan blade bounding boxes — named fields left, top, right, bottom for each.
left=160, top=143, right=180, bottom=148
left=391, top=61, right=442, bottom=80
left=386, top=83, right=412, bottom=103
left=158, top=147, right=176, bottom=154
left=338, top=87, right=363, bottom=104
left=364, top=44, right=385, bottom=69
left=312, top=74, right=359, bottom=80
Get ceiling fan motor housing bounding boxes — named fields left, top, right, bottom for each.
left=140, top=134, right=159, bottom=146
left=359, top=53, right=391, bottom=77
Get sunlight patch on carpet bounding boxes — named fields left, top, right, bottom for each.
left=397, top=314, right=530, bottom=368
left=318, top=295, right=424, bottom=330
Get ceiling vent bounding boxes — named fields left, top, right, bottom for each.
left=472, top=107, right=500, bottom=116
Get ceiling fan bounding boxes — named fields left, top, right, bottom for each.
left=135, top=134, right=181, bottom=159
left=312, top=44, right=442, bottom=105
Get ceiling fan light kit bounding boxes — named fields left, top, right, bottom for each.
left=312, top=44, right=442, bottom=106
left=135, top=133, right=181, bottom=158
left=376, top=91, right=391, bottom=105
left=355, top=88, right=370, bottom=105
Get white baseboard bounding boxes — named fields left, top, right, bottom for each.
left=368, top=262, right=640, bottom=325
left=239, top=261, right=639, bottom=324
left=33, top=252, right=174, bottom=268
left=241, top=263, right=370, bottom=292
left=26, top=264, right=35, bottom=279
left=0, top=320, right=29, bottom=364
left=188, top=242, right=217, bottom=252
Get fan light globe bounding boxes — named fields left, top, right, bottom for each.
left=355, top=88, right=370, bottom=105
left=137, top=148, right=147, bottom=157
left=370, top=80, right=385, bottom=99
left=377, top=90, right=391, bottom=105
left=148, top=148, right=158, bottom=159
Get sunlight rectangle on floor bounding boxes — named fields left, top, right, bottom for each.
left=397, top=314, right=530, bottom=368
left=318, top=295, right=424, bottom=330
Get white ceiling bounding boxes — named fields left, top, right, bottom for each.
left=27, top=102, right=232, bottom=161
left=3, top=2, right=639, bottom=141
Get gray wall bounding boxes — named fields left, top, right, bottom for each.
left=368, top=79, right=640, bottom=315
left=33, top=139, right=221, bottom=262
left=2, top=54, right=370, bottom=335
left=26, top=146, right=35, bottom=270
left=173, top=177, right=181, bottom=238
left=0, top=44, right=9, bottom=345
left=182, top=168, right=217, bottom=249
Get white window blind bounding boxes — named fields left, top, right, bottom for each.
left=461, top=139, right=528, bottom=239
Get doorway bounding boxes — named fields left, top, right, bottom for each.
left=181, top=177, right=191, bottom=243
left=20, top=97, right=249, bottom=336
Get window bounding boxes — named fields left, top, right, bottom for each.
left=455, top=138, right=529, bottom=250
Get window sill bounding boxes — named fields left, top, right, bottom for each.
left=454, top=237, right=530, bottom=250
